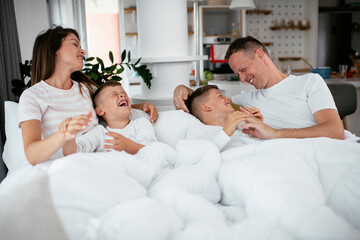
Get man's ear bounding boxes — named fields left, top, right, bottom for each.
left=200, top=103, right=211, bottom=112
left=95, top=107, right=104, bottom=116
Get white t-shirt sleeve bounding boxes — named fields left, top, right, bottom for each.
left=306, top=74, right=337, bottom=113
left=18, top=90, right=43, bottom=124
left=133, top=117, right=157, bottom=145
left=129, top=109, right=150, bottom=121
left=186, top=125, right=230, bottom=151
left=76, top=125, right=107, bottom=152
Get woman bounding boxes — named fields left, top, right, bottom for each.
left=19, top=26, right=157, bottom=165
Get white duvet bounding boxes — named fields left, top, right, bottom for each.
left=1, top=137, right=360, bottom=240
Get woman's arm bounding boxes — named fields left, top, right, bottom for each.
left=132, top=102, right=158, bottom=123
left=21, top=112, right=93, bottom=165
left=21, top=120, right=68, bottom=165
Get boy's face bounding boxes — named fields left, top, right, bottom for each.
left=95, top=85, right=131, bottom=120
left=204, top=89, right=234, bottom=115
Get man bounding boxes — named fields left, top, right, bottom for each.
left=173, top=36, right=344, bottom=140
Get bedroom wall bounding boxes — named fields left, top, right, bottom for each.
left=13, top=0, right=49, bottom=61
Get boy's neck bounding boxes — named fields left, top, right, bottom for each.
left=106, top=118, right=130, bottom=129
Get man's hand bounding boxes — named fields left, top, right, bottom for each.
left=241, top=116, right=277, bottom=139
left=223, top=111, right=251, bottom=136
left=142, top=102, right=158, bottom=123
left=173, top=85, right=193, bottom=112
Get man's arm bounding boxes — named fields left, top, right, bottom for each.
left=242, top=109, right=345, bottom=140
left=173, top=85, right=194, bottom=112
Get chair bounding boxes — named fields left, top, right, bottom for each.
left=327, top=82, right=357, bottom=130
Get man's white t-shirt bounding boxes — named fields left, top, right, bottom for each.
left=18, top=80, right=98, bottom=160
left=231, top=73, right=336, bottom=129
left=76, top=117, right=157, bottom=153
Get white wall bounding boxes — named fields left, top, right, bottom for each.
left=14, top=0, right=49, bottom=61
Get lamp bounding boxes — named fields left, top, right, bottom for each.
left=229, top=0, right=256, bottom=9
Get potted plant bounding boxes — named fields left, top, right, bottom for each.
left=11, top=50, right=152, bottom=98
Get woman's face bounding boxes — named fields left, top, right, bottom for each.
left=55, top=33, right=85, bottom=72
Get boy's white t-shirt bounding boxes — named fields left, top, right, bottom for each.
left=18, top=80, right=98, bottom=160
left=231, top=73, right=336, bottom=129
left=76, top=117, right=157, bottom=153
left=186, top=124, right=261, bottom=152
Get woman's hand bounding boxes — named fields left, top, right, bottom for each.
left=58, top=111, right=92, bottom=140
left=173, top=85, right=193, bottom=112
left=142, top=102, right=158, bottom=123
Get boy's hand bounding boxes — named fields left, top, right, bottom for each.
left=58, top=111, right=92, bottom=140
left=104, top=132, right=130, bottom=152
left=223, top=111, right=251, bottom=136
left=142, top=102, right=158, bottom=123
left=240, top=106, right=263, bottom=121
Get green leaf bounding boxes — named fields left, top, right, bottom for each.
left=109, top=51, right=114, bottom=64
left=134, top=57, right=142, bottom=66
left=117, top=67, right=125, bottom=74
left=121, top=49, right=126, bottom=62
left=109, top=64, right=117, bottom=73
left=85, top=57, right=95, bottom=62
left=127, top=51, right=131, bottom=62
left=97, top=57, right=105, bottom=71
left=91, top=72, right=99, bottom=81
left=111, top=75, right=122, bottom=81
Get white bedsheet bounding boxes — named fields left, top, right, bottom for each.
left=1, top=138, right=359, bottom=240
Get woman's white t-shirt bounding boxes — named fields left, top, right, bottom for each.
left=231, top=73, right=336, bottom=129
left=18, top=80, right=98, bottom=160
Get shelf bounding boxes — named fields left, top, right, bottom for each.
left=126, top=31, right=194, bottom=37
left=203, top=34, right=242, bottom=38
left=140, top=55, right=208, bottom=64
left=269, top=25, right=310, bottom=30
left=319, top=6, right=360, bottom=12
left=124, top=7, right=194, bottom=13
left=263, top=42, right=273, bottom=46
left=125, top=32, right=138, bottom=36
left=124, top=8, right=136, bottom=13
left=246, top=9, right=272, bottom=15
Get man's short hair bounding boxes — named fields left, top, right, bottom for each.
left=92, top=80, right=122, bottom=108
left=225, top=36, right=269, bottom=60
left=185, top=85, right=219, bottom=120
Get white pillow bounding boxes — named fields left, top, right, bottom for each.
left=2, top=101, right=28, bottom=173
left=154, top=110, right=203, bottom=147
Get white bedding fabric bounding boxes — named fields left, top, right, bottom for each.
left=1, top=137, right=360, bottom=240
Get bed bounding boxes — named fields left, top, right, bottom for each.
left=1, top=101, right=360, bottom=240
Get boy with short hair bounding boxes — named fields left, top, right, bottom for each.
left=64, top=81, right=156, bottom=155
left=185, top=85, right=263, bottom=151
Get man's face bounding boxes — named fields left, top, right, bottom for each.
left=228, top=49, right=266, bottom=89
left=205, top=89, right=234, bottom=115
left=96, top=85, right=131, bottom=119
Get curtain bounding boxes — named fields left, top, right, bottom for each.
left=0, top=0, right=22, bottom=181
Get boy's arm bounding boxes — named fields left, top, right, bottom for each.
left=134, top=117, right=157, bottom=145
left=104, top=132, right=144, bottom=154
left=76, top=125, right=104, bottom=153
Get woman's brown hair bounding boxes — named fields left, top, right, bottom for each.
left=30, top=25, right=97, bottom=96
